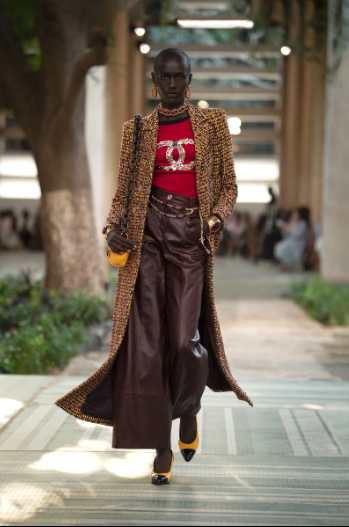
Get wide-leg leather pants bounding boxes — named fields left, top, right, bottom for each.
left=112, top=186, right=209, bottom=449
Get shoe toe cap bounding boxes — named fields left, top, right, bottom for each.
left=180, top=449, right=196, bottom=462
left=151, top=474, right=169, bottom=486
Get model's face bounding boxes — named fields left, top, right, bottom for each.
left=152, top=57, right=192, bottom=108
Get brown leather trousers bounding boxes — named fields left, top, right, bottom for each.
left=112, top=186, right=209, bottom=450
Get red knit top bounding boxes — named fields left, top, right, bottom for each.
left=152, top=116, right=198, bottom=199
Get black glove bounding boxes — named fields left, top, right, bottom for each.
left=107, top=229, right=136, bottom=254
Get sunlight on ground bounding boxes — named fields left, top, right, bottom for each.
left=303, top=404, right=324, bottom=410
left=0, top=483, right=63, bottom=522
left=29, top=451, right=101, bottom=474
left=77, top=419, right=100, bottom=429
left=0, top=399, right=23, bottom=426
left=233, top=475, right=254, bottom=490
left=29, top=450, right=153, bottom=479
left=106, top=453, right=153, bottom=479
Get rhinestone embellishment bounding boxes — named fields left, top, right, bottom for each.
left=156, top=139, right=195, bottom=171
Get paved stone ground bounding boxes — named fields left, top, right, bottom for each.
left=0, top=253, right=349, bottom=525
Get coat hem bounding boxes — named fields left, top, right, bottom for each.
left=55, top=401, right=113, bottom=427
left=208, top=383, right=253, bottom=407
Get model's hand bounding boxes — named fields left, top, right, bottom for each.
left=187, top=219, right=210, bottom=237
left=107, top=229, right=136, bottom=254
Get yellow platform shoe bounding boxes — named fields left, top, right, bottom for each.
left=150, top=452, right=174, bottom=486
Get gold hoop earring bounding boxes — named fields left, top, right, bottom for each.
left=152, top=83, right=158, bottom=97
left=185, top=85, right=191, bottom=99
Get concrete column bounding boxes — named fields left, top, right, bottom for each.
left=297, top=0, right=325, bottom=221
left=104, top=9, right=132, bottom=220
left=297, top=58, right=317, bottom=206
left=322, top=42, right=349, bottom=282
left=280, top=0, right=326, bottom=223
left=85, top=66, right=107, bottom=246
left=129, top=34, right=146, bottom=116
left=0, top=111, right=5, bottom=154
left=308, top=48, right=326, bottom=224
left=280, top=0, right=302, bottom=210
left=280, top=52, right=301, bottom=210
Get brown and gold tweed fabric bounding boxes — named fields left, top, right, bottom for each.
left=56, top=104, right=253, bottom=426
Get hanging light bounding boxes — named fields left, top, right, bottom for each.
left=139, top=43, right=151, bottom=54
left=281, top=46, right=292, bottom=56
left=228, top=117, right=242, bottom=135
left=198, top=100, right=209, bottom=109
left=134, top=27, right=146, bottom=37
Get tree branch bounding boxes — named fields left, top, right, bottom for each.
left=63, top=32, right=108, bottom=118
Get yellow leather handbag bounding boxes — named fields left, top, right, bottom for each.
left=106, top=114, right=143, bottom=267
left=107, top=247, right=129, bottom=267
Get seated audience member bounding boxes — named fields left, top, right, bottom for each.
left=255, top=208, right=284, bottom=262
left=0, top=210, right=20, bottom=250
left=20, top=210, right=32, bottom=249
left=240, top=212, right=256, bottom=259
left=29, top=209, right=43, bottom=250
left=224, top=212, right=246, bottom=256
left=302, top=221, right=321, bottom=271
left=265, top=187, right=278, bottom=231
left=274, top=207, right=311, bottom=271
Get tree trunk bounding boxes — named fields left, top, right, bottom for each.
left=34, top=98, right=105, bottom=292
left=0, top=1, right=111, bottom=292
left=40, top=187, right=104, bottom=292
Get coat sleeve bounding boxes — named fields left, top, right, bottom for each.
left=106, top=120, right=134, bottom=225
left=211, top=109, right=238, bottom=225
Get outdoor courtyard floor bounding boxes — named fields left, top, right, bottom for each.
left=0, top=252, right=349, bottom=525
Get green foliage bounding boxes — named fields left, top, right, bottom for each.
left=0, top=274, right=114, bottom=374
left=51, top=292, right=114, bottom=327
left=0, top=0, right=42, bottom=70
left=0, top=0, right=39, bottom=39
left=0, top=316, right=85, bottom=375
left=291, top=277, right=349, bottom=326
left=148, top=23, right=284, bottom=50
left=148, top=26, right=236, bottom=45
left=108, top=272, right=118, bottom=290
left=243, top=0, right=328, bottom=62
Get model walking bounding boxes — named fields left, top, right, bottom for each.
left=56, top=47, right=252, bottom=485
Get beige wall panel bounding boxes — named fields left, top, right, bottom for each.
left=280, top=53, right=301, bottom=210
left=322, top=46, right=349, bottom=282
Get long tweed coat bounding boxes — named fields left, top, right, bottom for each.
left=56, top=104, right=253, bottom=426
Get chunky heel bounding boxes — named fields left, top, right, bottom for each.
left=178, top=416, right=199, bottom=462
left=150, top=452, right=174, bottom=486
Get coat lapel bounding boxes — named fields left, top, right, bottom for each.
left=142, top=108, right=159, bottom=156
left=188, top=104, right=211, bottom=218
left=141, top=108, right=159, bottom=191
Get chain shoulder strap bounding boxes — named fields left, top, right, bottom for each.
left=120, top=114, right=143, bottom=235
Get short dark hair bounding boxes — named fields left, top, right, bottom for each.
left=154, top=48, right=191, bottom=73
left=298, top=206, right=311, bottom=225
